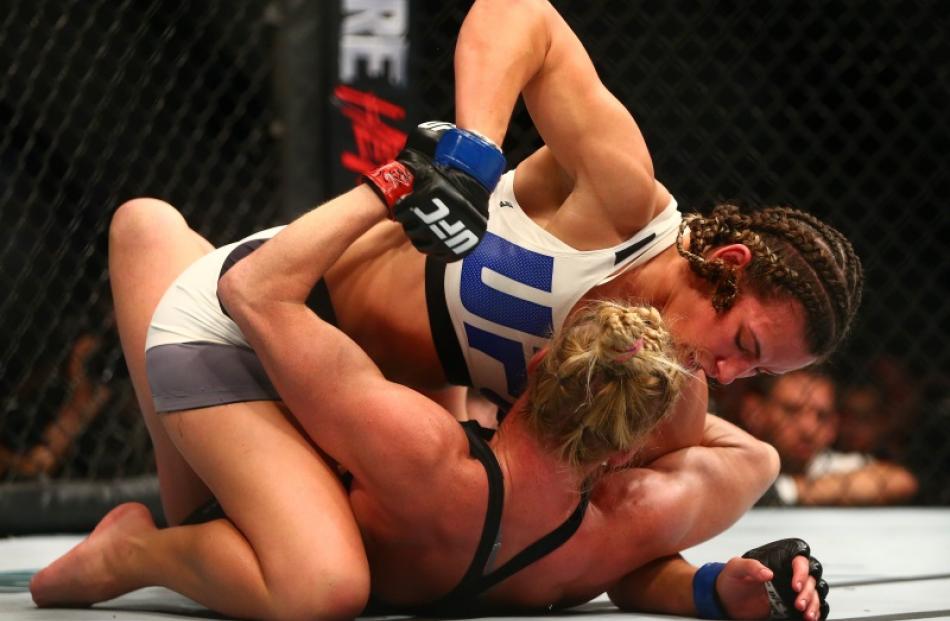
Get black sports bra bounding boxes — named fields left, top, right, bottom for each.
left=183, top=420, right=591, bottom=615
left=420, top=420, right=590, bottom=614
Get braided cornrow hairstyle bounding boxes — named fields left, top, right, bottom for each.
left=675, top=203, right=863, bottom=359
left=524, top=300, right=688, bottom=470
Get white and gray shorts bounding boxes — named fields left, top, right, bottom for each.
left=144, top=226, right=337, bottom=412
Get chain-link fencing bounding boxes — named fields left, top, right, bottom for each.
left=416, top=0, right=950, bottom=506
left=1, top=1, right=947, bottom=531
left=1, top=0, right=281, bottom=489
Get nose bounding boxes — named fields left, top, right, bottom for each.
left=713, top=357, right=755, bottom=385
left=797, top=408, right=823, bottom=435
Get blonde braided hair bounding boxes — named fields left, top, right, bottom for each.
left=523, top=300, right=687, bottom=470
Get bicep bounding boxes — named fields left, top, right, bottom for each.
left=234, top=301, right=464, bottom=490
left=616, top=441, right=777, bottom=555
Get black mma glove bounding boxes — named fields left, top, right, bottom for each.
left=364, top=121, right=505, bottom=262
left=743, top=538, right=830, bottom=621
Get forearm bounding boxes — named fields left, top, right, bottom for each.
left=703, top=414, right=770, bottom=454
left=219, top=185, right=386, bottom=312
left=454, top=0, right=553, bottom=144
left=695, top=416, right=780, bottom=522
left=608, top=554, right=697, bottom=615
left=635, top=379, right=708, bottom=465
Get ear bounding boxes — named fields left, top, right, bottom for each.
left=708, top=243, right=753, bottom=269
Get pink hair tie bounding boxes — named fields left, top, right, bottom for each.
left=615, top=337, right=645, bottom=363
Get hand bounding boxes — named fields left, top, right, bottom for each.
left=718, top=539, right=829, bottom=620
left=364, top=121, right=505, bottom=262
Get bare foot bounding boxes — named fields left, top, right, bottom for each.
left=30, top=502, right=156, bottom=607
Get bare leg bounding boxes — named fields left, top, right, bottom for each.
left=34, top=199, right=370, bottom=618
left=31, top=399, right=369, bottom=620
left=108, top=198, right=215, bottom=525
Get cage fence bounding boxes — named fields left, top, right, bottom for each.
left=0, top=0, right=947, bottom=534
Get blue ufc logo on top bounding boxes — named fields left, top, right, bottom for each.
left=460, top=233, right=554, bottom=400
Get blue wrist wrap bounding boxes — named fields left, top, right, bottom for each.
left=693, top=562, right=728, bottom=619
left=434, top=127, right=506, bottom=191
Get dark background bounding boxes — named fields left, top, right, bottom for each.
left=0, top=1, right=947, bottom=502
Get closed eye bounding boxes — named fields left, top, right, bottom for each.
left=734, top=329, right=753, bottom=357
left=735, top=325, right=761, bottom=360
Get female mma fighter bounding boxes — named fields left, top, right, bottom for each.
left=31, top=2, right=848, bottom=617
left=32, top=186, right=829, bottom=621
left=107, top=0, right=862, bottom=533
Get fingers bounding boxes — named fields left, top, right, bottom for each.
left=791, top=555, right=811, bottom=591
left=748, top=558, right=773, bottom=582
left=796, top=574, right=818, bottom=619
left=732, top=557, right=773, bottom=582
left=790, top=559, right=829, bottom=621
left=816, top=579, right=830, bottom=621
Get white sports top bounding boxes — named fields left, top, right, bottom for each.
left=431, top=171, right=682, bottom=405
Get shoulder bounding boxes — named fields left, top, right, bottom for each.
left=652, top=180, right=675, bottom=222
left=590, top=466, right=694, bottom=560
left=633, top=373, right=707, bottom=465
left=372, top=379, right=469, bottom=463
left=515, top=150, right=676, bottom=246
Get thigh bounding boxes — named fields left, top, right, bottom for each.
left=162, top=399, right=368, bottom=593
left=109, top=198, right=215, bottom=524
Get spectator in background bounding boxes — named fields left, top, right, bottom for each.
left=837, top=382, right=891, bottom=456
left=837, top=355, right=921, bottom=463
left=0, top=332, right=112, bottom=478
left=902, top=382, right=950, bottom=506
left=732, top=368, right=918, bottom=506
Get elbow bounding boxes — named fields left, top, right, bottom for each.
left=463, top=0, right=553, bottom=58
left=748, top=439, right=781, bottom=500
left=762, top=440, right=781, bottom=481
left=217, top=263, right=255, bottom=323
left=474, top=0, right=549, bottom=21
left=216, top=267, right=240, bottom=315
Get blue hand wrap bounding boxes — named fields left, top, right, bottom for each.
left=693, top=562, right=728, bottom=619
left=434, top=127, right=506, bottom=191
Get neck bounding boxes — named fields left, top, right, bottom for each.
left=491, top=400, right=595, bottom=510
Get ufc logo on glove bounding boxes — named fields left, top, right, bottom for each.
left=363, top=122, right=505, bottom=262
left=411, top=199, right=480, bottom=256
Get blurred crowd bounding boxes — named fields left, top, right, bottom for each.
left=712, top=355, right=950, bottom=506
left=4, top=321, right=949, bottom=507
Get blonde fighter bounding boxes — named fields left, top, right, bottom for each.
left=32, top=187, right=828, bottom=620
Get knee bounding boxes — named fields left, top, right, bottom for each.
left=270, top=566, right=370, bottom=621
left=315, top=583, right=370, bottom=621
left=109, top=198, right=186, bottom=250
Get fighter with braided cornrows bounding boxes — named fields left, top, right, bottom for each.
left=89, top=1, right=847, bottom=618
left=676, top=204, right=863, bottom=358
left=527, top=303, right=686, bottom=469
left=35, top=178, right=829, bottom=621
